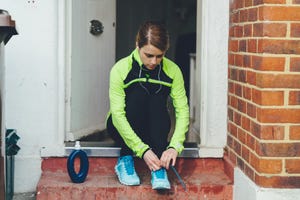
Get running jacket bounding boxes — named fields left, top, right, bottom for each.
left=109, top=48, right=189, bottom=158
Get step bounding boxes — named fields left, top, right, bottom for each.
left=36, top=158, right=233, bottom=200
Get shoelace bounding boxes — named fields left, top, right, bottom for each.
left=122, top=157, right=135, bottom=175
left=154, top=168, right=165, bottom=179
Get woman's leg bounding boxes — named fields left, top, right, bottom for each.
left=106, top=115, right=133, bottom=156
left=147, top=95, right=171, bottom=158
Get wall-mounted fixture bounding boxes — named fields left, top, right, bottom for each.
left=90, top=20, right=104, bottom=36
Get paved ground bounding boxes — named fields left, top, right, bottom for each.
left=13, top=192, right=36, bottom=200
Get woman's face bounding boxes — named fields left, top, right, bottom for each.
left=138, top=44, right=165, bottom=70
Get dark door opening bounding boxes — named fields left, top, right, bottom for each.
left=74, top=0, right=199, bottom=153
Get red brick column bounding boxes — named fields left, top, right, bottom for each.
left=227, top=0, right=300, bottom=188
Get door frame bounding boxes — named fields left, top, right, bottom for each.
left=41, top=0, right=229, bottom=157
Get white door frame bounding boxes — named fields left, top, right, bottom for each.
left=197, top=0, right=229, bottom=157
left=41, top=0, right=229, bottom=157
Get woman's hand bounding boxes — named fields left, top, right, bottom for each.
left=143, top=149, right=161, bottom=171
left=160, top=148, right=178, bottom=169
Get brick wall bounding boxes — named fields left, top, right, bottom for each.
left=227, top=0, right=300, bottom=188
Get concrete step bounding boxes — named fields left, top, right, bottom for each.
left=36, top=157, right=233, bottom=200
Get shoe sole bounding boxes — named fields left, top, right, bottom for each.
left=152, top=186, right=171, bottom=190
left=151, top=181, right=171, bottom=190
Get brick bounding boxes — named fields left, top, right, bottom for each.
left=254, top=0, right=286, bottom=4
left=242, top=145, right=250, bottom=162
left=238, top=70, right=247, bottom=83
left=258, top=39, right=300, bottom=54
left=233, top=11, right=240, bottom=23
left=234, top=25, right=244, bottom=37
left=253, top=23, right=263, bottom=37
left=291, top=23, right=300, bottom=37
left=289, top=91, right=300, bottom=105
left=259, top=6, right=300, bottom=21
left=246, top=71, right=256, bottom=85
left=244, top=164, right=255, bottom=181
left=235, top=83, right=243, bottom=97
left=257, top=142, right=300, bottom=157
left=244, top=24, right=252, bottom=37
left=238, top=128, right=247, bottom=144
left=235, top=0, right=244, bottom=9
left=290, top=57, right=300, bottom=72
left=245, top=0, right=253, bottom=7
left=229, top=40, right=239, bottom=52
left=228, top=81, right=234, bottom=94
left=257, top=108, right=300, bottom=123
left=229, top=119, right=237, bottom=135
left=228, top=108, right=234, bottom=122
left=290, top=125, right=300, bottom=140
left=238, top=98, right=247, bottom=113
left=243, top=55, right=251, bottom=68
left=229, top=68, right=237, bottom=81
left=235, top=54, right=244, bottom=67
left=286, top=159, right=300, bottom=173
left=240, top=9, right=248, bottom=23
left=260, top=125, right=285, bottom=140
left=229, top=25, right=235, bottom=37
left=247, top=39, right=257, bottom=53
left=243, top=86, right=252, bottom=100
left=228, top=147, right=238, bottom=166
left=234, top=112, right=242, bottom=126
left=293, top=0, right=300, bottom=4
left=239, top=40, right=247, bottom=52
left=251, top=121, right=262, bottom=139
left=248, top=8, right=258, bottom=22
left=229, top=95, right=238, bottom=109
left=241, top=115, right=251, bottom=131
left=257, top=158, right=283, bottom=174
left=228, top=121, right=238, bottom=138
left=251, top=121, right=285, bottom=140
left=229, top=53, right=235, bottom=65
left=252, top=56, right=285, bottom=71
left=246, top=133, right=256, bottom=151
left=256, top=73, right=300, bottom=89
left=255, top=174, right=300, bottom=188
left=246, top=102, right=257, bottom=118
left=252, top=89, right=284, bottom=106
left=232, top=136, right=242, bottom=155
left=237, top=156, right=245, bottom=169
left=254, top=23, right=287, bottom=37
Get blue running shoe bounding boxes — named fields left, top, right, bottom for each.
left=115, top=155, right=140, bottom=186
left=151, top=168, right=171, bottom=190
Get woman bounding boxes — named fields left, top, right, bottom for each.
left=106, top=21, right=189, bottom=190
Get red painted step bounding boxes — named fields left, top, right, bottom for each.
left=36, top=157, right=233, bottom=200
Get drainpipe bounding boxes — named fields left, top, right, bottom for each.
left=0, top=9, right=18, bottom=200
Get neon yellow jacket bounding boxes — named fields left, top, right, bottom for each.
left=108, top=48, right=189, bottom=158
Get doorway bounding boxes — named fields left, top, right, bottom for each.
left=65, top=0, right=199, bottom=156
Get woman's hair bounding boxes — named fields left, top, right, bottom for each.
left=136, top=21, right=170, bottom=52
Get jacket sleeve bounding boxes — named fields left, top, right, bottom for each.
left=168, top=66, right=190, bottom=154
left=109, top=63, right=149, bottom=158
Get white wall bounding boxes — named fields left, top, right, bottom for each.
left=234, top=168, right=300, bottom=200
left=2, top=1, right=62, bottom=192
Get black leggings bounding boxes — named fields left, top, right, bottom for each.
left=106, top=94, right=171, bottom=158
